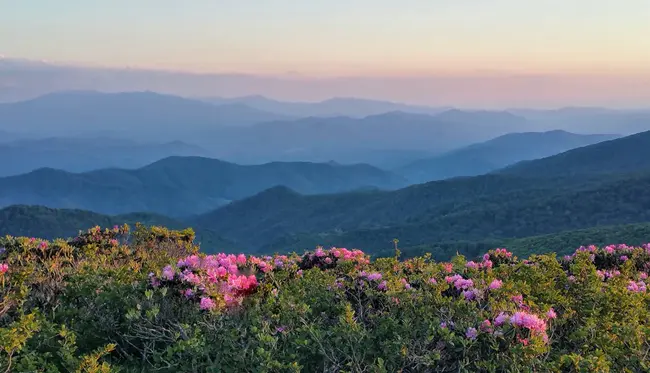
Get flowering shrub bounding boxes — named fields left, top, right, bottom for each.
left=2, top=226, right=650, bottom=372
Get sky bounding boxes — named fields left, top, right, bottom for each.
left=2, top=0, right=649, bottom=76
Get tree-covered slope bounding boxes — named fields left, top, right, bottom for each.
left=497, top=129, right=650, bottom=177
left=398, top=130, right=618, bottom=183
left=0, top=156, right=406, bottom=216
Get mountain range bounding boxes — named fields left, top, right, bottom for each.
left=0, top=91, right=290, bottom=139
left=0, top=156, right=406, bottom=216
left=188, top=129, right=650, bottom=251
left=0, top=137, right=210, bottom=176
left=3, top=129, right=650, bottom=256
left=202, top=95, right=451, bottom=118
left=398, top=130, right=619, bottom=183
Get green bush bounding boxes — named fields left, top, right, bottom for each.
left=1, top=226, right=649, bottom=372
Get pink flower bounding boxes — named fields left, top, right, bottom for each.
left=466, top=261, right=479, bottom=270
left=377, top=281, right=388, bottom=291
left=489, top=279, right=503, bottom=290
left=161, top=265, right=175, bottom=280
left=199, top=297, right=216, bottom=310
left=324, top=257, right=333, bottom=264
left=510, top=311, right=546, bottom=333
left=296, top=269, right=303, bottom=277
left=454, top=278, right=474, bottom=290
left=428, top=277, right=437, bottom=284
left=367, top=272, right=383, bottom=281
left=640, top=272, right=648, bottom=280
left=620, top=255, right=629, bottom=262
left=483, top=253, right=490, bottom=261
left=466, top=327, right=478, bottom=340
left=494, top=312, right=509, bottom=326
left=315, top=247, right=326, bottom=257
left=480, top=319, right=492, bottom=332
left=38, top=241, right=48, bottom=249
left=462, top=289, right=477, bottom=301
left=442, top=263, right=453, bottom=273
left=400, top=278, right=411, bottom=290
left=0, top=263, right=8, bottom=274
left=236, top=254, right=247, bottom=265
left=546, top=308, right=557, bottom=319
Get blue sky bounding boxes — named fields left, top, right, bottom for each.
left=1, top=0, right=649, bottom=76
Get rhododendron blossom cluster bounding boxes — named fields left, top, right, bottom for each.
left=151, top=253, right=260, bottom=311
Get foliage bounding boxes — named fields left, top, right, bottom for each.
left=2, top=225, right=650, bottom=372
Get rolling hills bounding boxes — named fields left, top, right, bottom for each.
left=398, top=130, right=618, bottom=183
left=0, top=156, right=407, bottom=216
left=190, top=130, right=650, bottom=251
left=498, top=129, right=650, bottom=178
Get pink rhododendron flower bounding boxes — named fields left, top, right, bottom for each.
left=480, top=319, right=492, bottom=332
left=377, top=281, right=388, bottom=291
left=510, top=311, right=546, bottom=333
left=367, top=272, right=382, bottom=281
left=489, top=279, right=503, bottom=290
left=620, top=255, right=629, bottom=262
left=200, top=297, right=216, bottom=310
left=494, top=312, right=509, bottom=326
left=546, top=308, right=557, bottom=319
left=462, top=290, right=477, bottom=301
left=466, top=327, right=478, bottom=340
left=0, top=263, right=7, bottom=274
left=429, top=277, right=437, bottom=284
left=466, top=261, right=479, bottom=270
left=39, top=241, right=48, bottom=249
left=442, top=263, right=453, bottom=273
left=161, top=265, right=175, bottom=281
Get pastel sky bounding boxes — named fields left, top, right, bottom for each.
left=2, top=0, right=649, bottom=76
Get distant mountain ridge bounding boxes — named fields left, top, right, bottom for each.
left=0, top=91, right=291, bottom=139
left=202, top=95, right=451, bottom=118
left=497, top=129, right=650, bottom=177
left=398, top=130, right=619, bottom=183
left=0, top=156, right=407, bottom=216
left=0, top=137, right=211, bottom=176
left=207, top=110, right=530, bottom=165
left=189, top=130, right=650, bottom=251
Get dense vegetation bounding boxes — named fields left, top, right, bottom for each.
left=2, top=225, right=649, bottom=372
left=0, top=205, right=236, bottom=251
